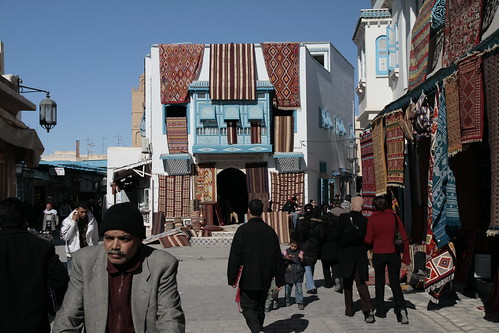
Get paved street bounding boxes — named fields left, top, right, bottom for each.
left=54, top=242, right=498, bottom=332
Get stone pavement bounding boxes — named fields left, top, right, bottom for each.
left=53, top=241, right=498, bottom=332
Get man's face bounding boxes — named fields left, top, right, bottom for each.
left=103, top=230, right=141, bottom=265
left=75, top=207, right=88, bottom=219
left=46, top=203, right=52, bottom=210
left=311, top=200, right=316, bottom=207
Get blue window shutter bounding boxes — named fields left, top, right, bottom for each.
left=376, top=36, right=389, bottom=76
left=386, top=25, right=399, bottom=70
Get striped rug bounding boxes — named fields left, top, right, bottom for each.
left=360, top=131, right=375, bottom=215
left=273, top=114, right=294, bottom=152
left=262, top=211, right=291, bottom=244
left=443, top=72, right=462, bottom=156
left=159, top=44, right=204, bottom=104
left=270, top=172, right=304, bottom=212
left=372, top=118, right=388, bottom=196
left=261, top=42, right=301, bottom=110
left=385, top=110, right=405, bottom=188
left=166, top=117, right=188, bottom=154
left=209, top=43, right=256, bottom=100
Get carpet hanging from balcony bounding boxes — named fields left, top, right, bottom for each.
left=159, top=44, right=204, bottom=104
left=443, top=72, right=462, bottom=156
left=270, top=172, right=304, bottom=213
left=372, top=117, right=387, bottom=196
left=261, top=42, right=301, bottom=110
left=458, top=54, right=484, bottom=144
left=227, top=121, right=238, bottom=144
left=360, top=131, right=375, bottom=216
left=195, top=164, right=216, bottom=203
left=484, top=51, right=499, bottom=236
left=442, top=0, right=483, bottom=67
left=166, top=117, right=188, bottom=154
left=209, top=43, right=256, bottom=100
left=250, top=122, right=261, bottom=144
left=246, top=162, right=269, bottom=211
left=408, top=0, right=435, bottom=90
left=273, top=115, right=294, bottom=152
left=158, top=175, right=190, bottom=218
left=385, top=110, right=405, bottom=188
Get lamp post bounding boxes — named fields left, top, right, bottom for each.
left=346, top=141, right=358, bottom=195
left=19, top=85, right=57, bottom=132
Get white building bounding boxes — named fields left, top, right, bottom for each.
left=108, top=42, right=354, bottom=235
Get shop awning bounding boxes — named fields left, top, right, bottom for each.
left=160, top=154, right=191, bottom=175
left=273, top=152, right=304, bottom=173
left=113, top=159, right=152, bottom=180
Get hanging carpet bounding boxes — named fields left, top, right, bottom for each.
left=270, top=172, right=304, bottom=212
left=458, top=54, right=484, bottom=144
left=194, top=164, right=216, bottom=203
left=385, top=110, right=405, bottom=188
left=166, top=117, right=188, bottom=154
left=246, top=162, right=270, bottom=212
left=443, top=72, right=462, bottom=156
left=409, top=0, right=436, bottom=90
left=484, top=51, right=499, bottom=236
left=209, top=43, right=256, bottom=101
left=442, top=0, right=483, bottom=67
left=262, top=211, right=290, bottom=244
left=360, top=130, right=375, bottom=216
left=372, top=117, right=387, bottom=196
left=273, top=114, right=294, bottom=152
left=261, top=43, right=301, bottom=110
left=158, top=175, right=191, bottom=218
left=159, top=44, right=204, bottom=104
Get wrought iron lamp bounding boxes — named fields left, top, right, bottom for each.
left=19, top=84, right=57, bottom=132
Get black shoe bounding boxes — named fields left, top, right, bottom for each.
left=364, top=310, right=375, bottom=323
left=397, top=311, right=409, bottom=324
left=298, top=303, right=305, bottom=310
left=286, top=302, right=291, bottom=307
left=306, top=288, right=317, bottom=294
left=375, top=311, right=386, bottom=318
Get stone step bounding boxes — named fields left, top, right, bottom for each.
left=190, top=236, right=233, bottom=246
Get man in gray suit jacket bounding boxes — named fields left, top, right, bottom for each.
left=53, top=202, right=185, bottom=333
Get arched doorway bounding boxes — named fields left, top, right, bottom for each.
left=217, top=168, right=248, bottom=224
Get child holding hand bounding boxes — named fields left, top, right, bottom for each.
left=283, top=240, right=305, bottom=309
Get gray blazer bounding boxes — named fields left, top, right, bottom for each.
left=53, top=244, right=185, bottom=333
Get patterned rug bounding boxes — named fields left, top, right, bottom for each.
left=273, top=114, right=294, bottom=152
left=261, top=43, right=301, bottom=110
left=409, top=0, right=436, bottom=90
left=412, top=92, right=432, bottom=139
left=270, top=172, right=304, bottom=212
left=430, top=0, right=446, bottom=34
left=372, top=118, right=387, bottom=196
left=159, top=44, right=204, bottom=104
left=209, top=43, right=256, bottom=101
left=432, top=85, right=460, bottom=249
left=458, top=55, right=484, bottom=144
left=360, top=131, right=375, bottom=215
left=442, top=0, right=483, bottom=67
left=484, top=51, right=499, bottom=235
left=385, top=110, right=405, bottom=187
left=195, top=164, right=216, bottom=203
left=166, top=117, right=188, bottom=154
left=443, top=72, right=462, bottom=156
left=158, top=175, right=191, bottom=218
left=262, top=211, right=291, bottom=244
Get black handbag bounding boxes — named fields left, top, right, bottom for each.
left=393, top=214, right=404, bottom=253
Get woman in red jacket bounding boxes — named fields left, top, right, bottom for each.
left=364, top=195, right=411, bottom=325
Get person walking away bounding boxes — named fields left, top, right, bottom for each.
left=331, top=199, right=346, bottom=217
left=320, top=211, right=342, bottom=292
left=227, top=199, right=285, bottom=333
left=294, top=203, right=322, bottom=296
left=42, top=202, right=59, bottom=235
left=337, top=196, right=375, bottom=323
left=364, top=195, right=411, bottom=324
left=341, top=195, right=352, bottom=213
left=60, top=201, right=99, bottom=274
left=283, top=239, right=305, bottom=310
left=0, top=198, right=69, bottom=333
left=53, top=202, right=185, bottom=332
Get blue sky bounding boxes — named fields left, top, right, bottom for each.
left=0, top=0, right=370, bottom=155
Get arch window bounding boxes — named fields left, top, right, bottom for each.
left=376, top=35, right=388, bottom=76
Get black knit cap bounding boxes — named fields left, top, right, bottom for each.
left=100, top=202, right=146, bottom=239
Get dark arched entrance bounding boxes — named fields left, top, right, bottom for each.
left=217, top=168, right=248, bottom=224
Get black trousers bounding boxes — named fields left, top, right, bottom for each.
left=372, top=253, right=406, bottom=314
left=343, top=265, right=373, bottom=315
left=321, top=259, right=340, bottom=288
left=240, top=289, right=268, bottom=333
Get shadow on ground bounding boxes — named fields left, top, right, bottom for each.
left=264, top=314, right=309, bottom=333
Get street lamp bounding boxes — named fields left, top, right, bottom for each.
left=347, top=141, right=358, bottom=195
left=19, top=85, right=57, bottom=132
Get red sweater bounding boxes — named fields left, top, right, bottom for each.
left=364, top=209, right=411, bottom=264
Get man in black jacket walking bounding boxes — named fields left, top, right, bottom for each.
left=0, top=197, right=69, bottom=333
left=227, top=199, right=285, bottom=333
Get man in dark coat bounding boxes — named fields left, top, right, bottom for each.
left=320, top=211, right=342, bottom=291
left=336, top=196, right=375, bottom=323
left=228, top=199, right=285, bottom=333
left=0, top=197, right=69, bottom=333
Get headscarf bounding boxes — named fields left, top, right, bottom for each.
left=351, top=196, right=364, bottom=212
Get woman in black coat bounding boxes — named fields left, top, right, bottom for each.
left=336, top=196, right=375, bottom=323
left=320, top=211, right=342, bottom=291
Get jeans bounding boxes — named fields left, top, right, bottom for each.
left=265, top=279, right=278, bottom=309
left=285, top=282, right=303, bottom=304
left=66, top=256, right=73, bottom=275
left=290, top=212, right=298, bottom=229
left=240, top=289, right=268, bottom=333
left=372, top=252, right=406, bottom=315
left=304, top=265, right=316, bottom=291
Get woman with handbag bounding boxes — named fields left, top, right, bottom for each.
left=364, top=195, right=411, bottom=324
